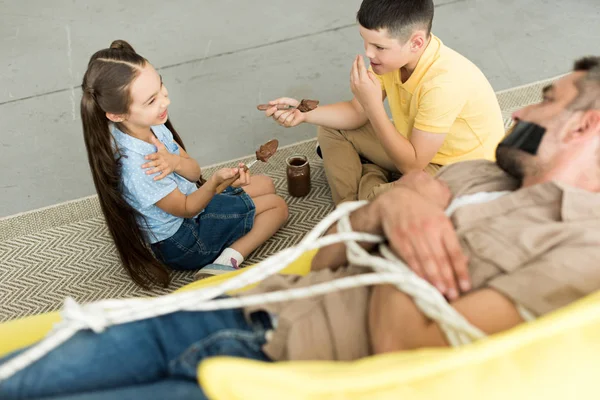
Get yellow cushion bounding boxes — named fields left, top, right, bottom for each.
left=199, top=290, right=600, bottom=399
left=0, top=312, right=62, bottom=357
left=0, top=249, right=316, bottom=357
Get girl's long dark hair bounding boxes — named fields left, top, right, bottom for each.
left=80, top=40, right=191, bottom=288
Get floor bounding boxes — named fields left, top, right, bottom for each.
left=1, top=0, right=598, bottom=216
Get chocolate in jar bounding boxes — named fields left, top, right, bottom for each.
left=286, top=155, right=311, bottom=197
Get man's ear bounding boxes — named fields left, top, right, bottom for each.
left=106, top=112, right=126, bottom=123
left=564, top=110, right=600, bottom=143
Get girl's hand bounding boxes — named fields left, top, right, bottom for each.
left=142, top=136, right=181, bottom=181
left=230, top=163, right=251, bottom=188
left=210, top=163, right=250, bottom=193
left=211, top=167, right=240, bottom=186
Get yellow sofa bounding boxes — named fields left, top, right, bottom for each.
left=2, top=250, right=599, bottom=399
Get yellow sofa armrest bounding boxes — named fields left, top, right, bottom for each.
left=198, top=291, right=600, bottom=399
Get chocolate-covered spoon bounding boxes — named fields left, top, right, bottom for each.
left=215, top=139, right=279, bottom=193
left=256, top=99, right=319, bottom=113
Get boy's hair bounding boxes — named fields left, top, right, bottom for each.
left=357, top=0, right=434, bottom=42
left=80, top=40, right=188, bottom=288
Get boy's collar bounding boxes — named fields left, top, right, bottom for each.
left=393, top=34, right=441, bottom=94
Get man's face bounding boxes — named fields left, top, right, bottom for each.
left=513, top=72, right=585, bottom=158
left=497, top=72, right=585, bottom=177
left=359, top=26, right=413, bottom=75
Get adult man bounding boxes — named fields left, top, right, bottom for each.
left=265, top=0, right=504, bottom=203
left=3, top=57, right=600, bottom=400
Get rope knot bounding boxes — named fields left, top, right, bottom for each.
left=61, top=297, right=108, bottom=333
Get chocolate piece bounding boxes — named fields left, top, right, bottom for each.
left=296, top=99, right=319, bottom=113
left=255, top=139, right=279, bottom=162
left=216, top=140, right=278, bottom=194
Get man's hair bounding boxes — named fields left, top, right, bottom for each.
left=357, top=0, right=434, bottom=42
left=568, top=56, right=600, bottom=112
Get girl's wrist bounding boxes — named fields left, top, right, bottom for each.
left=172, top=154, right=183, bottom=173
left=205, top=175, right=219, bottom=193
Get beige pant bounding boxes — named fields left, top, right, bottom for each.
left=317, top=123, right=441, bottom=204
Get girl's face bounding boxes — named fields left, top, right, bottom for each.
left=110, top=63, right=171, bottom=131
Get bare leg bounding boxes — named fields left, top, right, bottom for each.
left=243, top=175, right=276, bottom=198
left=229, top=193, right=288, bottom=257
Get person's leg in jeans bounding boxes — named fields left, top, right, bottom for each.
left=0, top=308, right=271, bottom=400
left=317, top=122, right=397, bottom=204
left=39, top=379, right=204, bottom=400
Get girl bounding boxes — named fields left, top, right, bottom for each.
left=81, top=40, right=288, bottom=288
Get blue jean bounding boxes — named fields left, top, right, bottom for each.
left=151, top=186, right=256, bottom=270
left=0, top=308, right=272, bottom=400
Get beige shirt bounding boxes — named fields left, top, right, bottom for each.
left=242, top=160, right=600, bottom=362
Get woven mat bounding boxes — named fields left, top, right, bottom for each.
left=0, top=76, right=559, bottom=322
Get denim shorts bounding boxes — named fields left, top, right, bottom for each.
left=150, top=187, right=255, bottom=270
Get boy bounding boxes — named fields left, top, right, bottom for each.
left=265, top=0, right=504, bottom=204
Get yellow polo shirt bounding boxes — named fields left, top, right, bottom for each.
left=373, top=34, right=504, bottom=165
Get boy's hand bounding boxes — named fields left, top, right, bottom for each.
left=350, top=55, right=382, bottom=112
left=264, top=97, right=307, bottom=128
left=142, top=136, right=181, bottom=181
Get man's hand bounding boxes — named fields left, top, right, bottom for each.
left=142, top=136, right=181, bottom=181
left=373, top=186, right=470, bottom=300
left=350, top=55, right=382, bottom=112
left=264, top=97, right=307, bottom=128
left=394, top=171, right=451, bottom=209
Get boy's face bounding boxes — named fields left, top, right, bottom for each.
left=359, top=26, right=413, bottom=75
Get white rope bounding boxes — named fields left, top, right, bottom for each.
left=0, top=199, right=485, bottom=381
left=337, top=213, right=485, bottom=344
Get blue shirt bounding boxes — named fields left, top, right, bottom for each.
left=111, top=124, right=199, bottom=244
